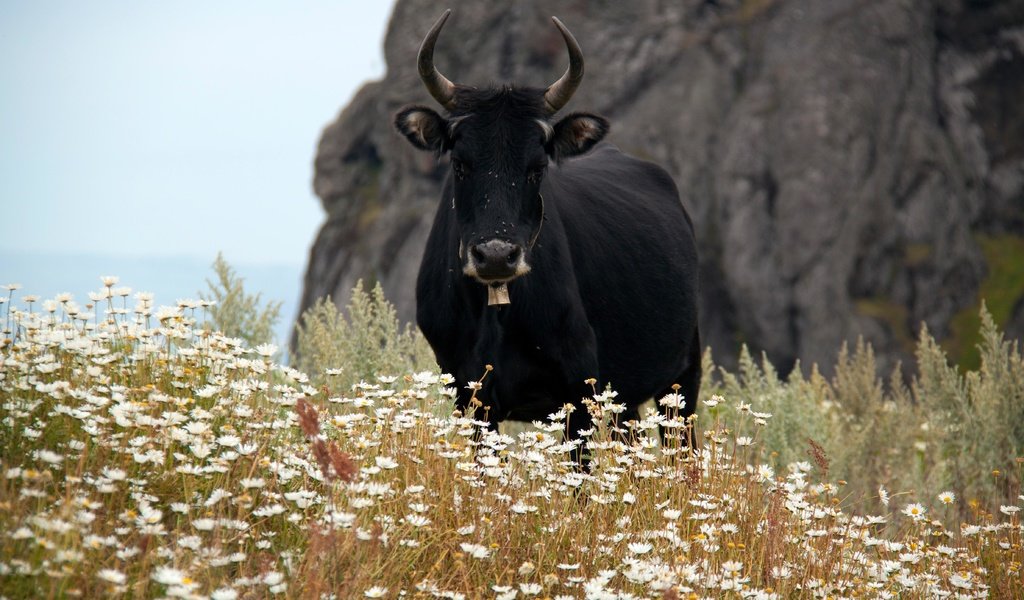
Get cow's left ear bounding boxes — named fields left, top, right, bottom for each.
left=394, top=105, right=450, bottom=152
left=547, top=112, right=609, bottom=161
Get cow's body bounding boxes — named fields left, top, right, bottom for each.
left=417, top=142, right=700, bottom=426
left=395, top=10, right=700, bottom=448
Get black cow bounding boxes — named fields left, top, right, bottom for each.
left=394, top=10, right=700, bottom=453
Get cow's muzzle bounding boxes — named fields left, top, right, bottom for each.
left=465, top=239, right=529, bottom=283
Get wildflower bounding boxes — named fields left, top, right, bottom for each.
left=1000, top=505, right=1021, bottom=516
left=658, top=393, right=684, bottom=409
left=771, top=565, right=792, bottom=579
left=735, top=436, right=753, bottom=447
left=10, top=527, right=33, bottom=540
left=193, top=518, right=216, bottom=531
left=627, top=541, right=653, bottom=555
left=254, top=343, right=278, bottom=357
left=703, top=395, right=722, bottom=408
left=100, top=466, right=127, bottom=481
left=152, top=566, right=188, bottom=586
left=36, top=449, right=64, bottom=465
left=934, top=545, right=955, bottom=556
left=97, top=569, right=126, bottom=584
left=878, top=485, right=890, bottom=507
left=263, top=572, right=284, bottom=586
left=204, top=488, right=232, bottom=506
left=460, top=543, right=490, bottom=559
left=190, top=442, right=212, bottom=459
left=511, top=502, right=538, bottom=514
left=284, top=490, right=317, bottom=508
left=520, top=582, right=542, bottom=596
left=902, top=503, right=926, bottom=521
left=184, top=421, right=211, bottom=436
left=211, top=589, right=239, bottom=600
left=722, top=560, right=743, bottom=575
left=938, top=491, right=956, bottom=505
left=376, top=456, right=399, bottom=469
left=216, top=434, right=241, bottom=447
left=364, top=586, right=388, bottom=598
left=155, top=305, right=182, bottom=322
left=518, top=561, right=536, bottom=576
left=949, top=573, right=973, bottom=589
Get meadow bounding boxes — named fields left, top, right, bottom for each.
left=0, top=260, right=1021, bottom=598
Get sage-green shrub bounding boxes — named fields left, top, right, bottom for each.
left=199, top=253, right=281, bottom=350
left=292, top=280, right=435, bottom=390
left=702, top=305, right=1023, bottom=512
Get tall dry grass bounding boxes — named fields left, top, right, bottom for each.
left=0, top=271, right=1021, bottom=598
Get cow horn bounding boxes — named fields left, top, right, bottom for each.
left=418, top=9, right=458, bottom=110
left=543, top=17, right=584, bottom=115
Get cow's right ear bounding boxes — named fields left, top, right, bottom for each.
left=394, top=105, right=449, bottom=152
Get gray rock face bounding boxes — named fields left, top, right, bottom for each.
left=299, top=0, right=1024, bottom=375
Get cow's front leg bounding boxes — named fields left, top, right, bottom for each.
left=454, top=365, right=502, bottom=429
left=565, top=401, right=594, bottom=466
left=559, top=339, right=599, bottom=467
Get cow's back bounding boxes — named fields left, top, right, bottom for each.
left=543, top=143, right=699, bottom=400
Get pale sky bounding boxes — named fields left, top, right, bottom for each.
left=0, top=1, right=393, bottom=266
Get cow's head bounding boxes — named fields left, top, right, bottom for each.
left=394, top=10, right=609, bottom=287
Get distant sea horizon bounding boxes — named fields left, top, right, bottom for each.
left=0, top=250, right=305, bottom=350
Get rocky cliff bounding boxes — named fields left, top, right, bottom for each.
left=299, top=0, right=1024, bottom=375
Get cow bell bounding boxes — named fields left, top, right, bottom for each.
left=488, top=283, right=511, bottom=306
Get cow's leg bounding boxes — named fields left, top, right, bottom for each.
left=566, top=400, right=594, bottom=467
left=657, top=328, right=701, bottom=452
left=678, top=328, right=702, bottom=421
left=455, top=311, right=506, bottom=422
left=540, top=308, right=600, bottom=467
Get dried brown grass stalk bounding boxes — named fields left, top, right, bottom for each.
left=327, top=441, right=357, bottom=483
left=295, top=397, right=320, bottom=438
left=806, top=437, right=830, bottom=480
left=296, top=523, right=342, bottom=598
left=759, top=489, right=787, bottom=585
left=295, top=397, right=356, bottom=483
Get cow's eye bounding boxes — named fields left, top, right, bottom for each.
left=526, top=166, right=545, bottom=184
left=452, top=159, right=469, bottom=180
